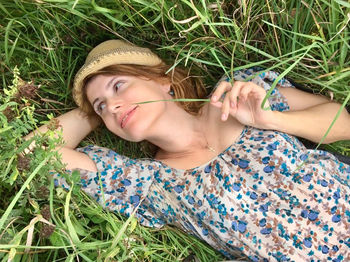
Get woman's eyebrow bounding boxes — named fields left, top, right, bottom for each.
left=92, top=77, right=117, bottom=108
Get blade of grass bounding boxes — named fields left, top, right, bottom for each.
left=261, top=42, right=319, bottom=109
left=334, top=0, right=350, bottom=8
left=134, top=98, right=210, bottom=105
left=210, top=48, right=230, bottom=79
left=263, top=20, right=325, bottom=42
left=4, top=19, right=14, bottom=65
left=64, top=185, right=81, bottom=246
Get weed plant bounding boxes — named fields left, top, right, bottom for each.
left=0, top=0, right=349, bottom=261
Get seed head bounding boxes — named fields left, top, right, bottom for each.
left=39, top=204, right=55, bottom=239
left=15, top=82, right=39, bottom=102
left=39, top=223, right=55, bottom=239
left=36, top=186, right=49, bottom=199
left=17, top=155, right=31, bottom=172
left=3, top=106, right=16, bottom=122
left=62, top=34, right=73, bottom=44
left=47, top=118, right=61, bottom=131
left=41, top=204, right=51, bottom=220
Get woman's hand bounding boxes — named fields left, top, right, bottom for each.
left=210, top=80, right=276, bottom=129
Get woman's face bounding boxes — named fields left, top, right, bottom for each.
left=86, top=74, right=171, bottom=141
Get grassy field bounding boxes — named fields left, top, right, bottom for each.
left=0, top=0, right=349, bottom=261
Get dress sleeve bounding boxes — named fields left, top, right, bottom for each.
left=217, top=67, right=295, bottom=112
left=53, top=145, right=165, bottom=228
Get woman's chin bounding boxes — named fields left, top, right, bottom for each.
left=110, top=126, right=147, bottom=142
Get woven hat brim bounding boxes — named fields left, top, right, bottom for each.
left=73, top=50, right=162, bottom=107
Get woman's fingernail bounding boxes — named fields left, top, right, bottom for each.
left=212, top=95, right=217, bottom=102
left=221, top=113, right=226, bottom=121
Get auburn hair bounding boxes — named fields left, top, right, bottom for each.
left=80, top=63, right=208, bottom=117
left=80, top=63, right=208, bottom=157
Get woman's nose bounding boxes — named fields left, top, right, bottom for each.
left=106, top=98, right=121, bottom=113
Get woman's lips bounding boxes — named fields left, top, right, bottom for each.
left=121, top=106, right=138, bottom=128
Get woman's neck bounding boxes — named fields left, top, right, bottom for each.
left=145, top=102, right=245, bottom=163
left=146, top=104, right=211, bottom=159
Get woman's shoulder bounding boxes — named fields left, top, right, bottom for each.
left=75, top=145, right=162, bottom=172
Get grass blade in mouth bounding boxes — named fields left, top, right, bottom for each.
left=134, top=98, right=211, bottom=104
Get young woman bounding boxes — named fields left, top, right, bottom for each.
left=28, top=40, right=350, bottom=261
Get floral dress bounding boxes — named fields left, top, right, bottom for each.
left=54, top=68, right=350, bottom=261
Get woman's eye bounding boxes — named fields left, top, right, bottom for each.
left=115, top=81, right=124, bottom=90
left=97, top=103, right=106, bottom=113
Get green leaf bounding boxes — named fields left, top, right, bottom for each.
left=0, top=126, right=14, bottom=134
left=90, top=215, right=105, bottom=224
left=71, top=216, right=88, bottom=237
left=91, top=0, right=117, bottom=14
left=9, top=167, right=19, bottom=185
left=128, top=217, right=138, bottom=234
left=49, top=231, right=64, bottom=246
left=334, top=0, right=350, bottom=8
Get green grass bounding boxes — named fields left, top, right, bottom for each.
left=0, top=0, right=349, bottom=261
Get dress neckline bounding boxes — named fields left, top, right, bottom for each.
left=154, top=126, right=249, bottom=173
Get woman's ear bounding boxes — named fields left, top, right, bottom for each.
left=160, top=81, right=171, bottom=93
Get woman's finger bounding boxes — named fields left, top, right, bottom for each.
left=210, top=100, right=223, bottom=109
left=239, top=84, right=254, bottom=102
left=241, top=82, right=268, bottom=105
left=229, top=81, right=245, bottom=107
left=221, top=92, right=231, bottom=121
left=211, top=81, right=232, bottom=102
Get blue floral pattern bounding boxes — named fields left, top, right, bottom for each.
left=54, top=68, right=350, bottom=261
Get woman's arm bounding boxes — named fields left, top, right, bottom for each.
left=25, top=108, right=101, bottom=149
left=270, top=87, right=350, bottom=144
left=24, top=108, right=101, bottom=171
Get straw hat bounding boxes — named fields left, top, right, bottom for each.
left=72, top=39, right=163, bottom=107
